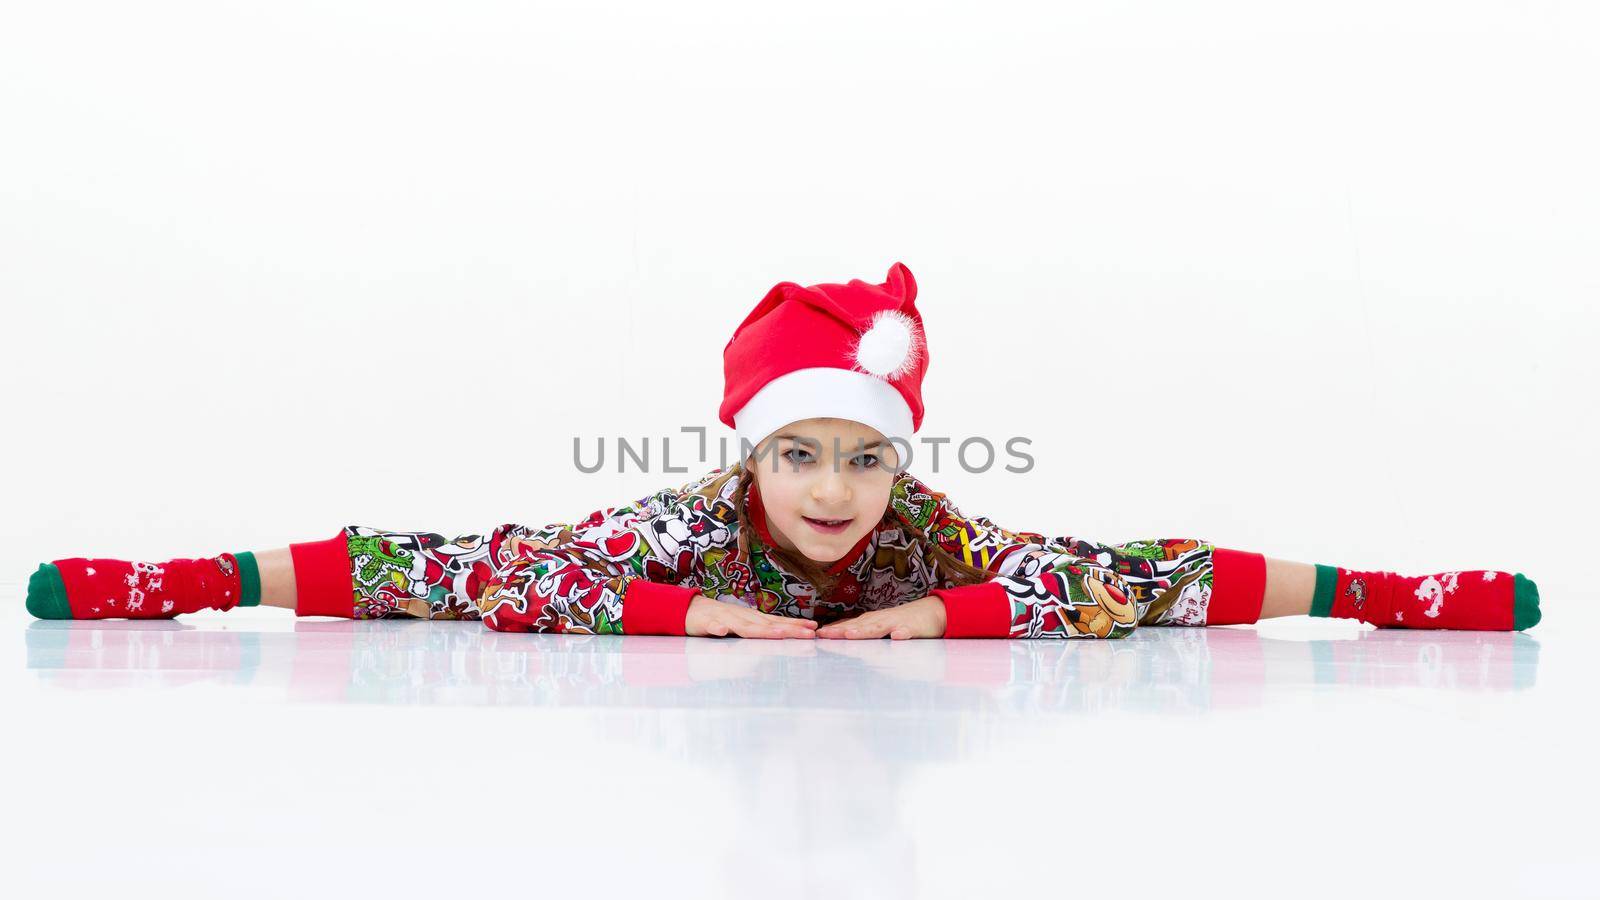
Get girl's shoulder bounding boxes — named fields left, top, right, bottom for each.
left=884, top=468, right=1050, bottom=546
left=667, top=463, right=744, bottom=508
left=614, top=463, right=744, bottom=523
left=885, top=467, right=952, bottom=533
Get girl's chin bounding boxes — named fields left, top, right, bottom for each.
left=793, top=534, right=858, bottom=562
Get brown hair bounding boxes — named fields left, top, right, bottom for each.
left=730, top=460, right=994, bottom=600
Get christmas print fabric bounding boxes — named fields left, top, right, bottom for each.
left=335, top=463, right=1222, bottom=638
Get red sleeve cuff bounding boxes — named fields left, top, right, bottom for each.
left=622, top=580, right=698, bottom=635
left=289, top=532, right=356, bottom=618
left=1209, top=547, right=1266, bottom=625
left=930, top=581, right=1011, bottom=638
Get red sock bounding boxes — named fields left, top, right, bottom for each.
left=29, top=553, right=253, bottom=620
left=1313, top=565, right=1540, bottom=631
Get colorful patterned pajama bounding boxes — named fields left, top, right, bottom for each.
left=305, top=463, right=1263, bottom=639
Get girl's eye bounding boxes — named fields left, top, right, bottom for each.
left=779, top=448, right=879, bottom=468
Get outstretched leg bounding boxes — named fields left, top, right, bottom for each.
left=256, top=547, right=297, bottom=610
left=1261, top=557, right=1315, bottom=619
left=25, top=525, right=530, bottom=621
left=1068, top=538, right=1538, bottom=631
left=1226, top=553, right=1538, bottom=630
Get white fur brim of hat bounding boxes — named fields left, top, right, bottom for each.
left=733, top=367, right=914, bottom=462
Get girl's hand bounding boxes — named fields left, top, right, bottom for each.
left=685, top=595, right=819, bottom=639
left=815, top=596, right=947, bottom=640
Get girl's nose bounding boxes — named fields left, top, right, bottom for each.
left=811, top=470, right=852, bottom=505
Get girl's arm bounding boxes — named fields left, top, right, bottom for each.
left=477, top=474, right=721, bottom=635
left=890, top=471, right=1159, bottom=640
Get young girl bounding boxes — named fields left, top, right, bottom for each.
left=24, top=263, right=1540, bottom=639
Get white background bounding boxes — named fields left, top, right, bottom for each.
left=2, top=1, right=1596, bottom=585
left=3, top=3, right=1598, bottom=898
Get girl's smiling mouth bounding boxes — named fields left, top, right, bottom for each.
left=802, top=516, right=854, bottom=534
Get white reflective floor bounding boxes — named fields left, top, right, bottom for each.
left=4, top=601, right=1596, bottom=899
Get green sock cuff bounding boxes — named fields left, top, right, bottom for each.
left=235, top=552, right=262, bottom=607
left=1513, top=573, right=1540, bottom=631
left=1309, top=564, right=1338, bottom=617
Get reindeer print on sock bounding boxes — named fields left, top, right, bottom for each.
left=1413, top=571, right=1460, bottom=618
left=1344, top=576, right=1367, bottom=612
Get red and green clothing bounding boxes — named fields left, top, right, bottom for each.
left=27, top=461, right=1538, bottom=635
left=269, top=463, right=1261, bottom=637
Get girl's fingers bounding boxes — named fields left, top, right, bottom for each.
left=760, top=621, right=810, bottom=639
left=763, top=612, right=813, bottom=628
left=842, top=618, right=892, bottom=639
left=782, top=620, right=815, bottom=639
left=818, top=618, right=866, bottom=638
left=729, top=618, right=811, bottom=640
left=696, top=607, right=815, bottom=640
left=749, top=611, right=817, bottom=638
left=744, top=609, right=781, bottom=623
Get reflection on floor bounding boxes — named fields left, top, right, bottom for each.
left=23, top=619, right=1541, bottom=713
left=6, top=614, right=1590, bottom=900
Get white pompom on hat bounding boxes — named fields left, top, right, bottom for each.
left=719, top=262, right=929, bottom=456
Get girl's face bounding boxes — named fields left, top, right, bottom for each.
left=748, top=417, right=900, bottom=565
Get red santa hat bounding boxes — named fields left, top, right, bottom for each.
left=720, top=261, right=928, bottom=457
